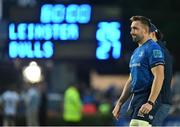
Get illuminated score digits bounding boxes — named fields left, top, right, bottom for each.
left=40, top=4, right=91, bottom=23
left=96, top=22, right=122, bottom=60
left=8, top=4, right=91, bottom=59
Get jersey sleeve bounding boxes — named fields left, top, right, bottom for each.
left=147, top=44, right=165, bottom=68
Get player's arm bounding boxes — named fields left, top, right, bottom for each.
left=117, top=74, right=132, bottom=105
left=148, top=64, right=164, bottom=103
left=112, top=74, right=132, bottom=120
left=139, top=65, right=164, bottom=115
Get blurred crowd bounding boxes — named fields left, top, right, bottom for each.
left=0, top=82, right=47, bottom=126
left=0, top=72, right=180, bottom=126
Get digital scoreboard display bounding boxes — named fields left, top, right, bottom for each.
left=8, top=3, right=122, bottom=60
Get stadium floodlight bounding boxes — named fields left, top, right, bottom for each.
left=23, top=61, right=42, bottom=83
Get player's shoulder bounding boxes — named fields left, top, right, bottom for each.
left=146, top=39, right=161, bottom=49
left=147, top=39, right=160, bottom=46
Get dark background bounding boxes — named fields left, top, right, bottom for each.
left=1, top=0, right=180, bottom=74
left=0, top=0, right=180, bottom=126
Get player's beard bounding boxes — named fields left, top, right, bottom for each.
left=132, top=34, right=143, bottom=43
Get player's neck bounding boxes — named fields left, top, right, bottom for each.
left=138, top=37, right=151, bottom=46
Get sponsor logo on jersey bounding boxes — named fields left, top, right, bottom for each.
left=153, top=50, right=163, bottom=58
left=139, top=51, right=144, bottom=57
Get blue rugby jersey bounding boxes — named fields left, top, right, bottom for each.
left=129, top=39, right=165, bottom=93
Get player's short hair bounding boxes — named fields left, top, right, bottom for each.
left=130, top=16, right=151, bottom=32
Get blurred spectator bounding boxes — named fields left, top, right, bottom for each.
left=98, top=87, right=114, bottom=115
left=82, top=88, right=97, bottom=116
left=0, top=97, right=3, bottom=126
left=1, top=87, right=20, bottom=126
left=104, top=86, right=119, bottom=104
left=170, top=73, right=180, bottom=115
left=82, top=89, right=95, bottom=104
left=63, top=84, right=82, bottom=125
left=82, top=103, right=97, bottom=116
left=38, top=82, right=48, bottom=126
left=23, top=84, right=40, bottom=126
left=98, top=99, right=111, bottom=115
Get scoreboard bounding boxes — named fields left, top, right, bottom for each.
left=7, top=2, right=122, bottom=60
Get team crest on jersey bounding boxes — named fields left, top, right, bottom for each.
left=153, top=50, right=163, bottom=58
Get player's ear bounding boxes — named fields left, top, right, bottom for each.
left=146, top=26, right=150, bottom=34
left=142, top=25, right=149, bottom=34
